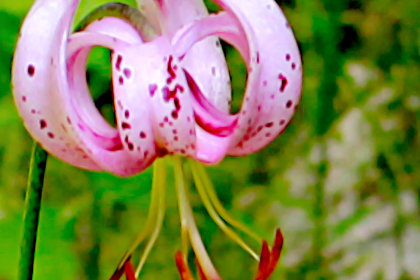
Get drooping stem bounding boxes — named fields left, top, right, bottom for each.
left=173, top=156, right=221, bottom=280
left=190, top=161, right=259, bottom=261
left=135, top=158, right=167, bottom=277
left=18, top=143, right=48, bottom=280
left=191, top=161, right=262, bottom=243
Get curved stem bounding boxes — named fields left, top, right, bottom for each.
left=190, top=162, right=259, bottom=261
left=192, top=161, right=262, bottom=243
left=173, top=156, right=221, bottom=280
left=18, top=143, right=48, bottom=280
left=135, top=159, right=167, bottom=277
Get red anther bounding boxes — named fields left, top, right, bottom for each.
left=110, top=256, right=137, bottom=280
left=175, top=251, right=195, bottom=280
left=195, top=258, right=208, bottom=280
left=266, top=229, right=284, bottom=276
left=255, top=241, right=270, bottom=280
left=124, top=259, right=137, bottom=280
left=254, top=228, right=284, bottom=280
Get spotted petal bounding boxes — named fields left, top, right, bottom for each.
left=138, top=0, right=232, bottom=113
left=172, top=0, right=303, bottom=159
left=13, top=0, right=156, bottom=176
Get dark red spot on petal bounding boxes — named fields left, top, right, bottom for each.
left=286, top=100, right=293, bottom=108
left=47, top=132, right=55, bottom=139
left=128, top=143, right=134, bottom=151
left=119, top=76, right=124, bottom=85
left=286, top=54, right=291, bottom=61
left=124, top=110, right=130, bottom=118
left=139, top=131, right=146, bottom=139
left=149, top=84, right=158, bottom=97
left=171, top=111, right=179, bottom=119
left=40, top=119, right=47, bottom=129
left=116, top=55, right=122, bottom=71
left=22, top=96, right=27, bottom=102
left=167, top=55, right=177, bottom=79
left=123, top=68, right=132, bottom=78
left=278, top=74, right=288, bottom=92
left=121, top=122, right=131, bottom=129
left=27, top=65, right=35, bottom=77
left=265, top=122, right=274, bottom=128
left=174, top=98, right=181, bottom=110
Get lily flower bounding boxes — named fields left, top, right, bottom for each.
left=13, top=0, right=302, bottom=279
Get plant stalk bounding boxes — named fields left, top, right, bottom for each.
left=18, top=143, right=48, bottom=280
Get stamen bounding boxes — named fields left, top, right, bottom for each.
left=192, top=162, right=262, bottom=243
left=173, top=156, right=221, bottom=280
left=110, top=159, right=167, bottom=279
left=135, top=159, right=167, bottom=277
left=190, top=162, right=260, bottom=261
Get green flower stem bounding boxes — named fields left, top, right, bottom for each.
left=192, top=161, right=262, bottom=243
left=18, top=143, right=48, bottom=280
left=190, top=161, right=259, bottom=261
left=135, top=158, right=167, bottom=277
left=173, top=156, right=220, bottom=279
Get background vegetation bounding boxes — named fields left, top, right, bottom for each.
left=0, top=0, right=419, bottom=279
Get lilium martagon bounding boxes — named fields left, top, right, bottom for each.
left=12, top=0, right=302, bottom=279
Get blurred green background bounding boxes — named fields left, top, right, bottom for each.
left=0, top=0, right=419, bottom=279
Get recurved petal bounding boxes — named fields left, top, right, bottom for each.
left=13, top=0, right=156, bottom=176
left=172, top=0, right=302, bottom=157
left=215, top=0, right=303, bottom=155
left=67, top=28, right=157, bottom=175
left=12, top=0, right=99, bottom=170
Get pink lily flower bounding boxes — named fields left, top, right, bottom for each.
left=13, top=0, right=302, bottom=279
left=13, top=0, right=301, bottom=176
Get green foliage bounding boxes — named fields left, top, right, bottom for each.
left=0, top=0, right=419, bottom=279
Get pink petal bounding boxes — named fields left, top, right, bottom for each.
left=172, top=0, right=303, bottom=157
left=13, top=0, right=99, bottom=170
left=13, top=0, right=156, bottom=176
left=216, top=0, right=303, bottom=155
left=128, top=36, right=197, bottom=156
left=139, top=0, right=232, bottom=113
